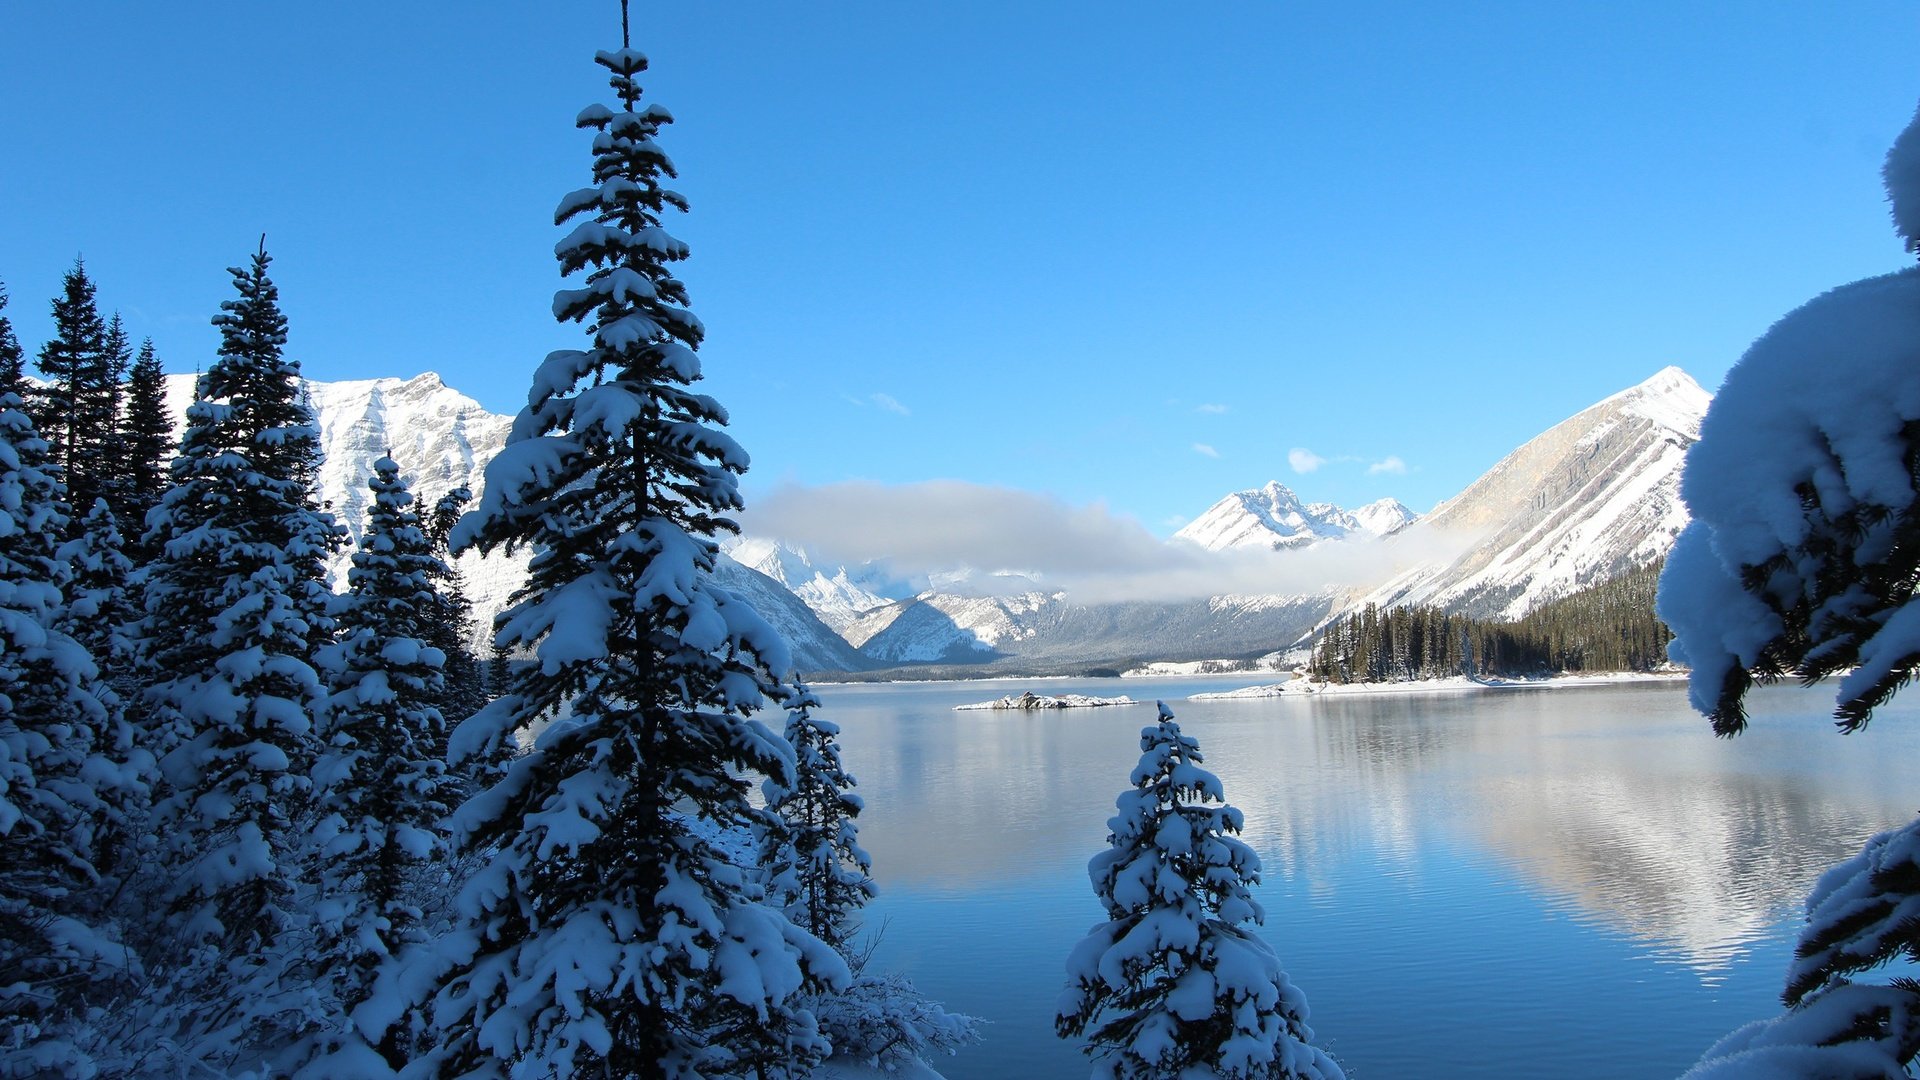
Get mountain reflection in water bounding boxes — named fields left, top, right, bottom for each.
left=814, top=677, right=1920, bottom=1078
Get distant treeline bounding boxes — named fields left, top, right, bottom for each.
left=1307, top=561, right=1672, bottom=683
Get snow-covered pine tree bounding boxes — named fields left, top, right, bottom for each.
left=302, top=456, right=455, bottom=1071
left=429, top=29, right=846, bottom=1079
left=762, top=681, right=874, bottom=953
left=0, top=395, right=121, bottom=1077
left=762, top=683, right=982, bottom=1072
left=55, top=499, right=150, bottom=898
left=33, top=259, right=111, bottom=512
left=0, top=283, right=25, bottom=401
left=119, top=338, right=172, bottom=555
left=1663, top=103, right=1920, bottom=1079
left=420, top=486, right=487, bottom=732
left=1059, top=703, right=1344, bottom=1080
left=135, top=243, right=340, bottom=1067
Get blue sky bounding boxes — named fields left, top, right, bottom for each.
left=3, top=2, right=1916, bottom=535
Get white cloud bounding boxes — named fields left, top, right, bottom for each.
left=738, top=480, right=1480, bottom=604
left=1288, top=448, right=1326, bottom=474
left=1194, top=403, right=1230, bottom=415
left=869, top=392, right=910, bottom=416
left=1192, top=443, right=1220, bottom=458
left=1368, top=455, right=1408, bottom=475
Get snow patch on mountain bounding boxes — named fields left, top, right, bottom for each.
left=161, top=372, right=862, bottom=669
left=722, top=536, right=907, bottom=634
left=1351, top=366, right=1709, bottom=621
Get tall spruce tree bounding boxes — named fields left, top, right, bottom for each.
left=0, top=396, right=118, bottom=1077
left=1059, top=704, right=1344, bottom=1080
left=34, top=260, right=115, bottom=514
left=0, top=283, right=25, bottom=401
left=136, top=244, right=339, bottom=1067
left=428, top=29, right=845, bottom=1078
left=95, top=315, right=132, bottom=519
left=305, top=457, right=455, bottom=1070
left=119, top=338, right=172, bottom=548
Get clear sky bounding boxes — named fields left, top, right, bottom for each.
left=3, top=2, right=1917, bottom=536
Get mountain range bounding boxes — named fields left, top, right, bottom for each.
left=159, top=365, right=1709, bottom=676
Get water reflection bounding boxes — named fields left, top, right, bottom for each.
left=811, top=677, right=1920, bottom=1078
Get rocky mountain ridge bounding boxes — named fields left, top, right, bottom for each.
left=156, top=365, right=1708, bottom=675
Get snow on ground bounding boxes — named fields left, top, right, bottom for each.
left=1188, top=671, right=1689, bottom=701
left=819, top=1057, right=950, bottom=1080
left=954, top=691, right=1144, bottom=710
left=1120, top=657, right=1289, bottom=677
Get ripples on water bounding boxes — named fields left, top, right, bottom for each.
left=810, top=677, right=1920, bottom=1079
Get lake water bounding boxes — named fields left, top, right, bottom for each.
left=810, top=675, right=1920, bottom=1079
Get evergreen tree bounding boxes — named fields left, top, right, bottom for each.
left=1664, top=104, right=1920, bottom=1078
left=34, top=260, right=115, bottom=514
left=305, top=457, right=455, bottom=1070
left=136, top=245, right=339, bottom=1067
left=428, top=32, right=846, bottom=1078
left=762, top=682, right=875, bottom=953
left=420, top=486, right=487, bottom=731
left=761, top=684, right=982, bottom=1071
left=0, top=283, right=25, bottom=401
left=96, top=315, right=132, bottom=518
left=0, top=396, right=118, bottom=1077
left=55, top=500, right=150, bottom=896
left=1058, top=704, right=1343, bottom=1080
left=119, top=338, right=172, bottom=549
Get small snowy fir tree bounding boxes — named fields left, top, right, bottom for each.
left=0, top=395, right=122, bottom=1078
left=763, top=683, right=981, bottom=1072
left=1663, top=104, right=1920, bottom=1077
left=426, top=26, right=846, bottom=1079
left=1059, top=703, right=1344, bottom=1080
left=762, top=681, right=875, bottom=953
left=300, top=457, right=455, bottom=1072
left=134, top=243, right=340, bottom=1069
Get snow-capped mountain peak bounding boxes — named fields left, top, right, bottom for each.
left=722, top=536, right=906, bottom=634
left=1173, top=481, right=1416, bottom=552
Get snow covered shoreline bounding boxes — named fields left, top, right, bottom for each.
left=1188, top=671, right=1690, bottom=701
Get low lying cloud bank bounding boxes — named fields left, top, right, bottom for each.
left=738, top=480, right=1476, bottom=605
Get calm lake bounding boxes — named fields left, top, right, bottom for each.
left=811, top=675, right=1920, bottom=1079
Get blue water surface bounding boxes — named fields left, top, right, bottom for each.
left=809, top=676, right=1920, bottom=1079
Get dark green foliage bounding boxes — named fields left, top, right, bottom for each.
left=1308, top=562, right=1672, bottom=683
left=96, top=315, right=132, bottom=520
left=119, top=338, right=172, bottom=548
left=34, top=259, right=116, bottom=512
left=420, top=487, right=487, bottom=729
left=0, top=283, right=25, bottom=401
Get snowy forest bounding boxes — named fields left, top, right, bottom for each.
left=6, top=5, right=1920, bottom=1079
left=0, top=28, right=995, bottom=1080
left=1306, top=563, right=1672, bottom=684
